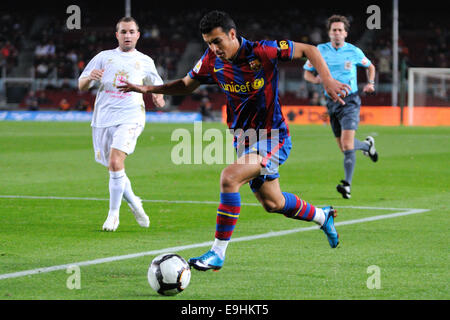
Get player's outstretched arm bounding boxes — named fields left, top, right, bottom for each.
left=117, top=75, right=200, bottom=96
left=293, top=42, right=350, bottom=104
left=304, top=70, right=322, bottom=84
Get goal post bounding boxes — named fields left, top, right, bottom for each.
left=407, top=68, right=450, bottom=126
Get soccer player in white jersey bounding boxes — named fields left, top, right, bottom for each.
left=78, top=17, right=165, bottom=231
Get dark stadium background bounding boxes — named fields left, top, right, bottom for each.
left=1, top=0, right=447, bottom=113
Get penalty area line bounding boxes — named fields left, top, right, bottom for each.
left=0, top=207, right=429, bottom=281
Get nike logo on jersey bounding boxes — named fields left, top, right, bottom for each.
left=213, top=67, right=224, bottom=72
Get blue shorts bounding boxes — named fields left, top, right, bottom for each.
left=326, top=93, right=361, bottom=137
left=235, top=136, right=292, bottom=192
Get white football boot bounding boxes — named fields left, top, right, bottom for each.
left=102, top=212, right=119, bottom=231
left=128, top=196, right=150, bottom=228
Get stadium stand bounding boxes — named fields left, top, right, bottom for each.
left=1, top=2, right=447, bottom=111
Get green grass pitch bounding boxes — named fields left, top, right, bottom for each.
left=0, top=121, right=448, bottom=300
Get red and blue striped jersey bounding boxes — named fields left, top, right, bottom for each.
left=188, top=37, right=294, bottom=141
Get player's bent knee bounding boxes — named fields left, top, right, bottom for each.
left=341, top=142, right=354, bottom=151
left=108, top=157, right=124, bottom=171
left=262, top=200, right=283, bottom=213
left=220, top=173, right=239, bottom=190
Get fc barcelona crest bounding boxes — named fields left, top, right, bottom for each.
left=249, top=59, right=261, bottom=71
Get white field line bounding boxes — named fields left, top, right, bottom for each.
left=0, top=194, right=426, bottom=211
left=0, top=195, right=430, bottom=281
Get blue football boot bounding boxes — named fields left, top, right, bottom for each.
left=321, top=206, right=339, bottom=248
left=188, top=250, right=224, bottom=271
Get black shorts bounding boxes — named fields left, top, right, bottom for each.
left=326, top=93, right=361, bottom=137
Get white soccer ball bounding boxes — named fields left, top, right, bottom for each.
left=147, top=253, right=191, bottom=296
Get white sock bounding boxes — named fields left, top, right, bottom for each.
left=212, top=239, right=229, bottom=259
left=109, top=169, right=126, bottom=215
left=122, top=175, right=137, bottom=205
left=312, top=207, right=326, bottom=226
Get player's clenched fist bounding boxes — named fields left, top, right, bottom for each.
left=89, top=69, right=104, bottom=81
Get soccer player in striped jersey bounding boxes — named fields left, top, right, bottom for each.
left=118, top=11, right=350, bottom=271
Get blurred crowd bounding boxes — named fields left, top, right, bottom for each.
left=26, top=8, right=369, bottom=83
left=1, top=5, right=448, bottom=110
left=29, top=13, right=183, bottom=81
left=2, top=7, right=448, bottom=81
left=0, top=12, right=25, bottom=75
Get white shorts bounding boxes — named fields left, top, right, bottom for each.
left=92, top=123, right=144, bottom=167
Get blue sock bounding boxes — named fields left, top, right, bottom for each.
left=216, top=192, right=241, bottom=240
left=279, top=192, right=297, bottom=215
left=278, top=192, right=316, bottom=221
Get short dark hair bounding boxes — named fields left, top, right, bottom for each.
left=116, top=16, right=139, bottom=32
left=199, top=10, right=236, bottom=34
left=326, top=15, right=350, bottom=32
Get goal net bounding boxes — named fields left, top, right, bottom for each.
left=407, top=68, right=450, bottom=126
